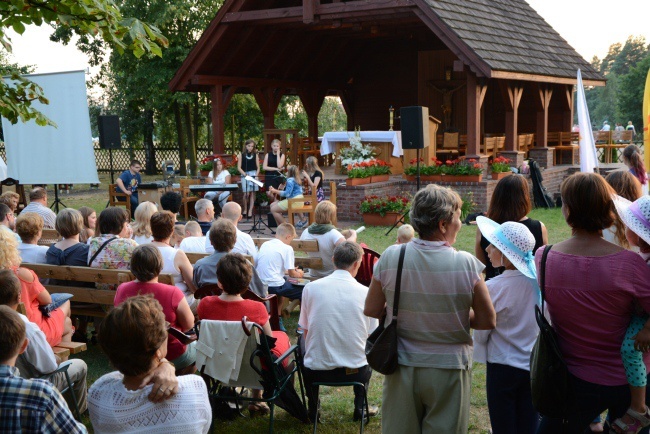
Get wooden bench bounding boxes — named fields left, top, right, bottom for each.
left=22, top=263, right=174, bottom=318
left=38, top=229, right=61, bottom=246
left=17, top=302, right=86, bottom=358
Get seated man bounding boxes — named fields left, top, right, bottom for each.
left=194, top=199, right=214, bottom=235
left=0, top=203, right=21, bottom=242
left=0, top=305, right=86, bottom=433
left=115, top=160, right=142, bottom=217
left=256, top=223, right=303, bottom=310
left=299, top=241, right=379, bottom=422
left=205, top=202, right=257, bottom=260
left=19, top=187, right=56, bottom=229
left=0, top=270, right=88, bottom=415
left=193, top=218, right=266, bottom=298
left=179, top=221, right=206, bottom=254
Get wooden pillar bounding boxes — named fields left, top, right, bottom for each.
left=339, top=90, right=354, bottom=131
left=562, top=85, right=574, bottom=132
left=210, top=85, right=236, bottom=154
left=465, top=72, right=487, bottom=159
left=500, top=80, right=524, bottom=152
left=253, top=87, right=284, bottom=149
left=298, top=89, right=326, bottom=140
left=535, top=84, right=553, bottom=148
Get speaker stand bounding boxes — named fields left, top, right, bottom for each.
left=105, top=148, right=116, bottom=209
left=49, top=185, right=67, bottom=213
left=386, top=148, right=421, bottom=236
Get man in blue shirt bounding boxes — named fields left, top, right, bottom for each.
left=116, top=159, right=142, bottom=217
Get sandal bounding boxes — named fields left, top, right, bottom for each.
left=248, top=402, right=270, bottom=417
left=611, top=407, right=650, bottom=434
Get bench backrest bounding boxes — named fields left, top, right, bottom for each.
left=251, top=238, right=319, bottom=252
left=23, top=263, right=173, bottom=286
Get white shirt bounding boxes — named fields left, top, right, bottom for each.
left=299, top=228, right=344, bottom=278
left=88, top=371, right=211, bottom=434
left=206, top=228, right=258, bottom=261
left=20, top=202, right=57, bottom=229
left=17, top=313, right=58, bottom=375
left=256, top=238, right=294, bottom=287
left=18, top=243, right=49, bottom=263
left=208, top=170, right=229, bottom=184
left=473, top=270, right=540, bottom=371
left=179, top=236, right=207, bottom=253
left=299, top=270, right=378, bottom=370
left=133, top=235, right=153, bottom=245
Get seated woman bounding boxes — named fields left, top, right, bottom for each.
left=16, top=212, right=49, bottom=264
left=269, top=165, right=305, bottom=228
left=0, top=229, right=73, bottom=347
left=0, top=191, right=20, bottom=213
left=78, top=206, right=97, bottom=243
left=88, top=207, right=137, bottom=271
left=300, top=201, right=356, bottom=279
left=131, top=201, right=158, bottom=245
left=89, top=295, right=211, bottom=433
left=149, top=211, right=197, bottom=310
left=115, top=245, right=196, bottom=375
left=205, top=157, right=232, bottom=211
left=197, top=253, right=291, bottom=416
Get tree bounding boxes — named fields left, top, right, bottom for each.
left=618, top=53, right=650, bottom=133
left=0, top=0, right=168, bottom=125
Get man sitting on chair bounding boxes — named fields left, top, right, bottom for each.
left=19, top=187, right=56, bottom=229
left=115, top=160, right=142, bottom=217
left=298, top=241, right=379, bottom=422
left=205, top=202, right=257, bottom=260
left=194, top=199, right=214, bottom=236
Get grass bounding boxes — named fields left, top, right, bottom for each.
left=54, top=182, right=568, bottom=433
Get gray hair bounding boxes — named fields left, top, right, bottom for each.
left=409, top=184, right=461, bottom=239
left=333, top=241, right=363, bottom=270
left=195, top=198, right=213, bottom=216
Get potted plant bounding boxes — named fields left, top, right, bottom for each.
left=403, top=158, right=423, bottom=182
left=346, top=162, right=372, bottom=186
left=443, top=158, right=483, bottom=182
left=490, top=156, right=512, bottom=180
left=199, top=158, right=214, bottom=177
left=368, top=159, right=391, bottom=183
left=359, top=194, right=410, bottom=226
left=421, top=158, right=444, bottom=181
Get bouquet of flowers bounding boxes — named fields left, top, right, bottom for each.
left=359, top=195, right=410, bottom=216
left=346, top=161, right=373, bottom=179
left=339, top=127, right=376, bottom=167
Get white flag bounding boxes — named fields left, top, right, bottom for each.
left=576, top=69, right=598, bottom=173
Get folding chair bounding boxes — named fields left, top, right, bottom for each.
left=196, top=318, right=307, bottom=433
left=311, top=381, right=369, bottom=434
left=41, top=361, right=82, bottom=420
left=355, top=247, right=381, bottom=287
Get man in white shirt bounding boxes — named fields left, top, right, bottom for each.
left=298, top=241, right=378, bottom=422
left=19, top=187, right=57, bottom=229
left=0, top=270, right=88, bottom=414
left=206, top=201, right=258, bottom=260
left=179, top=221, right=206, bottom=253
left=600, top=121, right=611, bottom=132
left=256, top=223, right=303, bottom=302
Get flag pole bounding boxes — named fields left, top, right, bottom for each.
left=643, top=67, right=650, bottom=172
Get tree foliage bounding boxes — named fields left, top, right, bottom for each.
left=0, top=0, right=168, bottom=125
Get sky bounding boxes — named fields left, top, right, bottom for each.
left=4, top=0, right=650, bottom=75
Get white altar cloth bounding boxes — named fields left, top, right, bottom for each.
left=320, top=131, right=403, bottom=157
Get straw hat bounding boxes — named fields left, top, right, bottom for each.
left=476, top=217, right=537, bottom=279
left=613, top=195, right=650, bottom=245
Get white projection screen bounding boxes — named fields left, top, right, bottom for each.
left=2, top=70, right=100, bottom=184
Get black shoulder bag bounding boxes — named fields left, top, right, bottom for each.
left=530, top=244, right=573, bottom=418
left=365, top=243, right=407, bottom=375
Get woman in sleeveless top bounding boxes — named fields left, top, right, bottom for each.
left=237, top=139, right=260, bottom=219
left=475, top=174, right=548, bottom=280
left=301, top=156, right=325, bottom=202
left=149, top=211, right=197, bottom=311
left=263, top=139, right=285, bottom=192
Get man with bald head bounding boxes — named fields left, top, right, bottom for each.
left=205, top=201, right=257, bottom=260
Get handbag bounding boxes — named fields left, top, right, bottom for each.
left=365, top=243, right=406, bottom=375
left=530, top=244, right=573, bottom=418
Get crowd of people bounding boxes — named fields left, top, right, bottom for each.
left=2, top=147, right=650, bottom=434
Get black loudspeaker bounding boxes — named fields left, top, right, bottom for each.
left=400, top=106, right=430, bottom=149
left=97, top=115, right=121, bottom=149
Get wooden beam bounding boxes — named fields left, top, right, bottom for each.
left=491, top=70, right=605, bottom=87
left=303, top=0, right=319, bottom=24
left=252, top=87, right=285, bottom=129
left=535, top=84, right=553, bottom=148
left=238, top=30, right=281, bottom=76
left=192, top=75, right=341, bottom=90
left=500, top=81, right=524, bottom=152
left=211, top=85, right=226, bottom=154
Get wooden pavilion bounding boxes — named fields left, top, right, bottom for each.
left=169, top=0, right=605, bottom=170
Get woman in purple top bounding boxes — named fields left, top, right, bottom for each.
left=535, top=173, right=650, bottom=433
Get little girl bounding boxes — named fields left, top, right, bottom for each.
left=269, top=165, right=305, bottom=227
left=474, top=217, right=540, bottom=434
left=237, top=139, right=260, bottom=219
left=611, top=195, right=650, bottom=434
left=301, top=156, right=325, bottom=202
left=205, top=157, right=232, bottom=211
left=622, top=145, right=648, bottom=195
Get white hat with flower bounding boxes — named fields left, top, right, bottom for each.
left=476, top=217, right=537, bottom=279
left=614, top=195, right=650, bottom=246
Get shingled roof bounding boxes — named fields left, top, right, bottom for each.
left=422, top=0, right=603, bottom=81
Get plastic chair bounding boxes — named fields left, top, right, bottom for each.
left=355, top=247, right=381, bottom=287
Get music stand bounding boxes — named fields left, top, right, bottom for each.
left=245, top=176, right=274, bottom=234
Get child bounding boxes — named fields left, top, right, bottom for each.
left=396, top=224, right=415, bottom=244
left=269, top=165, right=306, bottom=228
left=611, top=195, right=650, bottom=434
left=301, top=156, right=325, bottom=202
left=237, top=139, right=260, bottom=219
left=256, top=223, right=304, bottom=326
left=474, top=217, right=540, bottom=434
left=171, top=224, right=185, bottom=249
left=179, top=221, right=206, bottom=254
left=622, top=145, right=648, bottom=194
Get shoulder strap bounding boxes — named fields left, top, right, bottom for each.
left=392, top=243, right=408, bottom=318
left=539, top=244, right=553, bottom=313
left=87, top=237, right=118, bottom=267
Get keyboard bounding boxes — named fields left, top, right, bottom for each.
left=188, top=184, right=239, bottom=192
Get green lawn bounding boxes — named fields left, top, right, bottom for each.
left=61, top=183, right=568, bottom=433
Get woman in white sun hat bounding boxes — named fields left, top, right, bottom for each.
left=474, top=217, right=540, bottom=434
left=610, top=195, right=650, bottom=434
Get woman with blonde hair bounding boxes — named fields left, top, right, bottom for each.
left=0, top=191, right=20, bottom=213
left=0, top=228, right=73, bottom=347
left=16, top=212, right=49, bottom=263
left=302, top=156, right=325, bottom=202
left=131, top=201, right=158, bottom=245
left=604, top=170, right=643, bottom=249
left=269, top=165, right=305, bottom=227
left=263, top=139, right=285, bottom=193
left=78, top=206, right=97, bottom=243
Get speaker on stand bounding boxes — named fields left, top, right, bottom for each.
left=98, top=115, right=122, bottom=184
left=386, top=106, right=430, bottom=236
